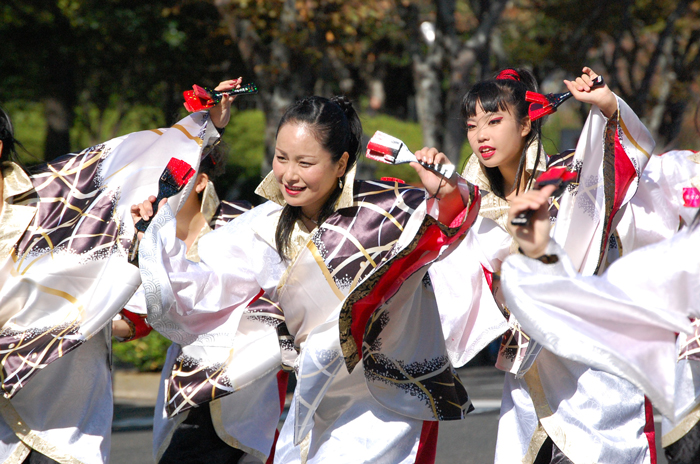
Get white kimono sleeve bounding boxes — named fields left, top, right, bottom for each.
left=502, top=222, right=700, bottom=418
left=139, top=201, right=285, bottom=347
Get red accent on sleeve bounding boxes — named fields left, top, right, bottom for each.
left=380, top=177, right=406, bottom=184
left=120, top=309, right=152, bottom=340
left=644, top=396, right=657, bottom=464
left=481, top=265, right=493, bottom=292
left=613, top=133, right=638, bottom=213
left=350, top=190, right=480, bottom=357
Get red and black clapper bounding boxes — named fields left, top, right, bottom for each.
left=510, top=166, right=578, bottom=226
left=135, top=158, right=196, bottom=232
left=526, top=75, right=605, bottom=121
left=183, top=83, right=258, bottom=112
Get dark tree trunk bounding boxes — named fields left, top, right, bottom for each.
left=42, top=9, right=77, bottom=161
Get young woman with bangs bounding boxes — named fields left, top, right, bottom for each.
left=427, top=66, right=658, bottom=463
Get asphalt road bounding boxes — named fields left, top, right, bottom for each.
left=109, top=366, right=668, bottom=464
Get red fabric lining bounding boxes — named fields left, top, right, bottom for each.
left=276, top=371, right=289, bottom=413
left=120, top=309, right=152, bottom=340
left=600, top=130, right=638, bottom=248
left=350, top=196, right=479, bottom=357
left=415, top=421, right=439, bottom=463
left=350, top=225, right=442, bottom=356
left=481, top=265, right=493, bottom=292
left=613, top=133, right=637, bottom=212
left=265, top=429, right=280, bottom=464
left=644, top=396, right=657, bottom=464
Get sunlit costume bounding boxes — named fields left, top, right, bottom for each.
left=501, top=210, right=699, bottom=463
left=0, top=112, right=217, bottom=463
left=117, top=185, right=257, bottom=462
left=431, top=95, right=656, bottom=463
left=561, top=148, right=700, bottom=463
left=139, top=163, right=482, bottom=463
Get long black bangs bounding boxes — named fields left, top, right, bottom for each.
left=462, top=82, right=514, bottom=120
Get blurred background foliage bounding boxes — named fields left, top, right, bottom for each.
left=3, top=0, right=700, bottom=370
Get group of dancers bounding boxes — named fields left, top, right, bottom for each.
left=0, top=65, right=697, bottom=464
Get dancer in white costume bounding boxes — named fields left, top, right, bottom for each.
left=501, top=181, right=700, bottom=463
left=0, top=81, right=234, bottom=464
left=575, top=148, right=700, bottom=463
left=137, top=95, right=484, bottom=463
left=427, top=66, right=657, bottom=463
left=118, top=148, right=261, bottom=462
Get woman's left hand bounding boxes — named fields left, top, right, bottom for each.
left=563, top=67, right=617, bottom=118
left=209, top=77, right=242, bottom=129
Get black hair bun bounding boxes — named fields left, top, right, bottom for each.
left=330, top=95, right=354, bottom=116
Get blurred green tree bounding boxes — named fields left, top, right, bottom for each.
left=0, top=0, right=239, bottom=159
left=504, top=0, right=700, bottom=150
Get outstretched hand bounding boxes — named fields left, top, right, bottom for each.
left=563, top=67, right=617, bottom=118
left=506, top=184, right=557, bottom=258
left=412, top=147, right=464, bottom=225
left=209, top=77, right=242, bottom=129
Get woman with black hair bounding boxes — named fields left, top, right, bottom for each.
left=136, top=95, right=482, bottom=463
left=0, top=80, right=237, bottom=464
left=426, top=67, right=657, bottom=464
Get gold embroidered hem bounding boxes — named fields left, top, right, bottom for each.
left=0, top=397, right=86, bottom=464
left=210, top=399, right=269, bottom=462
left=522, top=423, right=550, bottom=464
left=662, top=402, right=700, bottom=447
left=298, top=431, right=311, bottom=464
left=523, top=362, right=597, bottom=464
left=2, top=442, right=30, bottom=464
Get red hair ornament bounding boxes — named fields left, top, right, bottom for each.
left=496, top=69, right=521, bottom=81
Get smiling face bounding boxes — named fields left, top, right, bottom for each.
left=273, top=123, right=348, bottom=219
left=466, top=102, right=531, bottom=173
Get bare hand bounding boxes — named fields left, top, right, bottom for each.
left=412, top=147, right=465, bottom=225
left=563, top=67, right=617, bottom=118
left=209, top=77, right=242, bottom=129
left=112, top=319, right=132, bottom=339
left=506, top=184, right=557, bottom=258
left=411, top=147, right=457, bottom=199
left=131, top=196, right=168, bottom=238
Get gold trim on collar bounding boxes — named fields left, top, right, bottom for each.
left=462, top=143, right=545, bottom=233
left=200, top=181, right=220, bottom=224
left=254, top=164, right=357, bottom=211
left=1, top=162, right=37, bottom=264
left=2, top=162, right=33, bottom=201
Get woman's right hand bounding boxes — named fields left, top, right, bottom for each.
left=131, top=196, right=167, bottom=238
left=506, top=184, right=556, bottom=258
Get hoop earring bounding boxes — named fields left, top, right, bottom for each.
left=338, top=177, right=344, bottom=189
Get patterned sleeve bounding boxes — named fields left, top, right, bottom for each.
left=552, top=95, right=655, bottom=275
